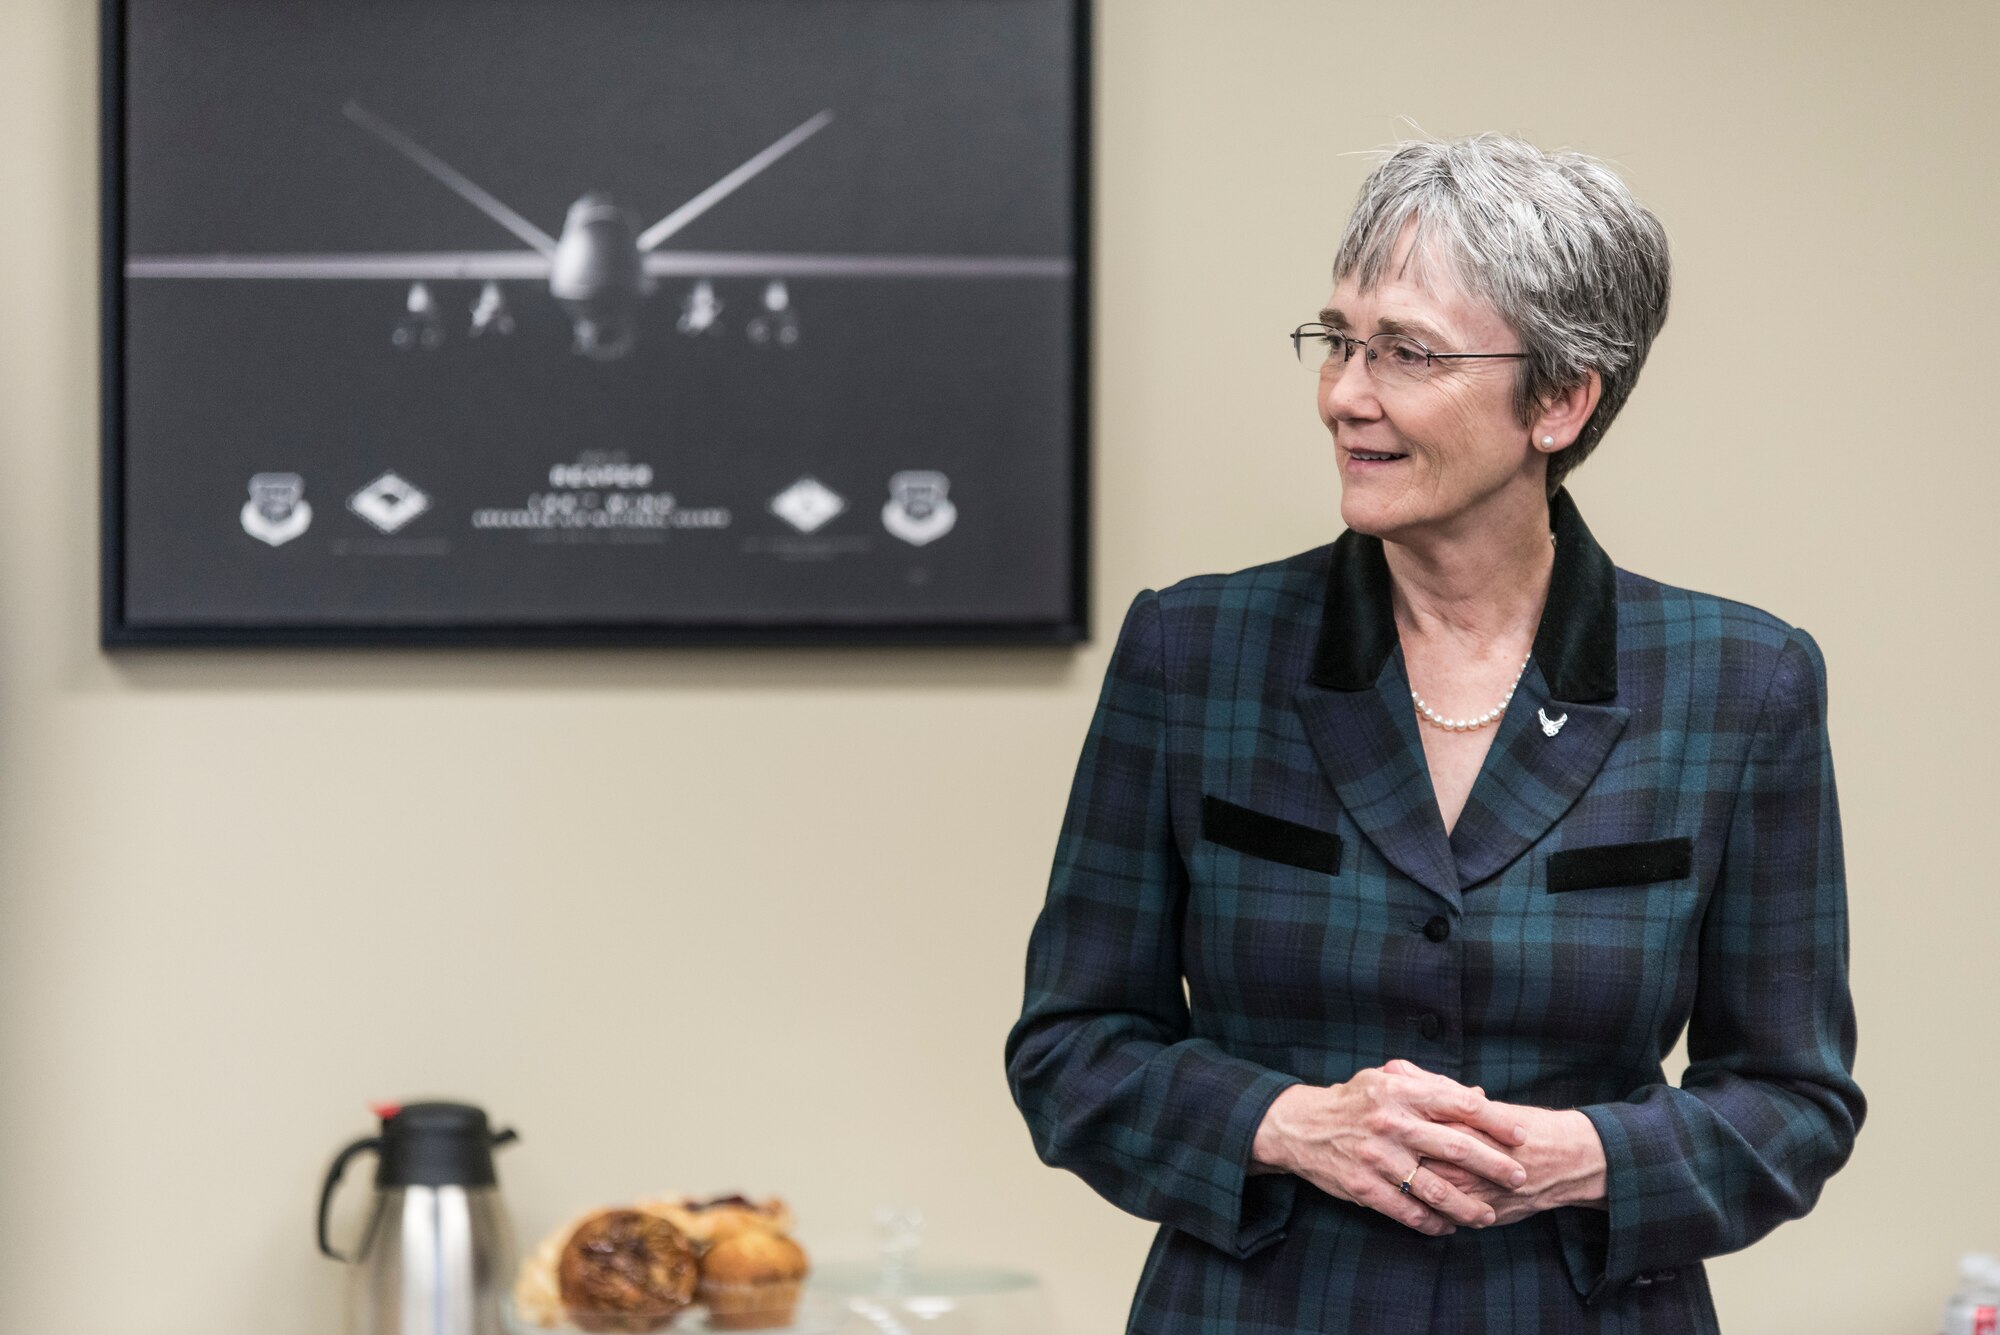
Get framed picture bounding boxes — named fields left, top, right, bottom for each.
left=102, top=0, right=1089, bottom=646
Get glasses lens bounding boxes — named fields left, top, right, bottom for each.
left=1294, top=325, right=1340, bottom=372
left=1372, top=334, right=1431, bottom=384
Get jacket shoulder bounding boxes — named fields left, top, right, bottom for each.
left=1121, top=546, right=1332, bottom=695
left=1615, top=567, right=1827, bottom=708
left=1152, top=545, right=1332, bottom=619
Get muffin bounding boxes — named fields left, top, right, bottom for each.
left=636, top=1194, right=793, bottom=1249
left=553, top=1208, right=700, bottom=1332
left=696, top=1228, right=810, bottom=1331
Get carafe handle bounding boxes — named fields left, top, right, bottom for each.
left=316, top=1134, right=382, bottom=1262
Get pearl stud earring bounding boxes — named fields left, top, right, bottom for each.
left=1540, top=435, right=1556, bottom=449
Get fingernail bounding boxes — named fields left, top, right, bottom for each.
left=1513, top=1125, right=1527, bottom=1142
left=1512, top=1169, right=1527, bottom=1186
left=1484, top=1211, right=1498, bottom=1226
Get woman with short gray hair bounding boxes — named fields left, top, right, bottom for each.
left=1007, top=132, right=1862, bottom=1333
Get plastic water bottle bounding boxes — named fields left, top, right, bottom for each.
left=1942, top=1254, right=2000, bottom=1335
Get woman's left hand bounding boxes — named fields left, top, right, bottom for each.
left=1381, top=1059, right=1608, bottom=1225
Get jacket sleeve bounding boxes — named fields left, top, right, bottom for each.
left=1004, top=588, right=1304, bottom=1259
left=1556, top=624, right=1866, bottom=1304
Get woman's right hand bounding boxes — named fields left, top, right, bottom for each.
left=1250, top=1065, right=1531, bottom=1235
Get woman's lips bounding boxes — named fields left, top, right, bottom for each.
left=1344, top=448, right=1407, bottom=469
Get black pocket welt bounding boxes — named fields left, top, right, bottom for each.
left=1548, top=836, right=1695, bottom=893
left=1201, top=795, right=1343, bottom=875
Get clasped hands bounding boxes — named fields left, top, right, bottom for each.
left=1250, top=1058, right=1607, bottom=1235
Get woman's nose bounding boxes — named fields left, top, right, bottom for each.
left=1321, top=354, right=1381, bottom=422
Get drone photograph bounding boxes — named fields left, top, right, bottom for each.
left=112, top=0, right=1084, bottom=639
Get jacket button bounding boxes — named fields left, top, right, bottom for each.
left=1423, top=916, right=1450, bottom=942
left=1417, top=1013, right=1443, bottom=1040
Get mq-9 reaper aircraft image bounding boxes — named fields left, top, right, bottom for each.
left=126, top=102, right=1070, bottom=361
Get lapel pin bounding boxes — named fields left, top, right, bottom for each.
left=1538, top=707, right=1568, bottom=737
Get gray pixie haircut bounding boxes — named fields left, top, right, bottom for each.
left=1332, top=133, right=1671, bottom=495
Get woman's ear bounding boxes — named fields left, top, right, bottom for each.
left=1532, top=369, right=1603, bottom=451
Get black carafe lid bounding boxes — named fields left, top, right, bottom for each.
left=373, top=1101, right=519, bottom=1188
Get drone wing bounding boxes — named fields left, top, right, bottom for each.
left=636, top=110, right=834, bottom=253
left=639, top=251, right=1072, bottom=279
left=124, top=250, right=1069, bottom=281
left=132, top=103, right=1076, bottom=287
left=126, top=252, right=554, bottom=280
left=343, top=101, right=560, bottom=256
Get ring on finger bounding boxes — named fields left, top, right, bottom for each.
left=1398, top=1156, right=1425, bottom=1196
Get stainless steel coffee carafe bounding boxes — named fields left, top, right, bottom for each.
left=318, top=1101, right=521, bottom=1335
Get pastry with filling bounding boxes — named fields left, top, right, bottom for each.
left=553, top=1208, right=699, bottom=1332
left=636, top=1194, right=793, bottom=1249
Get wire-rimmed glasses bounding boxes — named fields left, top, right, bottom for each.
left=1290, top=323, right=1529, bottom=386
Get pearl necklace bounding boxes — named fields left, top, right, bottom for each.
left=1407, top=530, right=1554, bottom=734
left=1412, top=653, right=1529, bottom=732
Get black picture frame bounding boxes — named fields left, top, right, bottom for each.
left=101, top=0, right=1090, bottom=648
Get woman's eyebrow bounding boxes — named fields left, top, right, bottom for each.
left=1378, top=316, right=1450, bottom=344
left=1318, top=308, right=1453, bottom=345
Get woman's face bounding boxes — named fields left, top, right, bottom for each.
left=1318, top=242, right=1543, bottom=542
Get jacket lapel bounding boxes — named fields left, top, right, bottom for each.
left=1292, top=521, right=1462, bottom=908
left=1295, top=660, right=1462, bottom=910
left=1446, top=659, right=1629, bottom=890
left=1297, top=486, right=1628, bottom=898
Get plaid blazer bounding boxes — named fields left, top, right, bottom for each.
left=1004, top=486, right=1864, bottom=1334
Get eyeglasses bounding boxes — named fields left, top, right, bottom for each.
left=1290, top=323, right=1529, bottom=386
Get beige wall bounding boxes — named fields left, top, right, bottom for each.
left=1, top=1, right=1994, bottom=1332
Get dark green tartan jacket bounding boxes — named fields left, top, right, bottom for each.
left=1004, top=487, right=1863, bottom=1334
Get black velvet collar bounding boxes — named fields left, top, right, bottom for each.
left=1308, top=485, right=1620, bottom=703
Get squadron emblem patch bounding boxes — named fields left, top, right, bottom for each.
left=240, top=472, right=313, bottom=547
left=881, top=470, right=957, bottom=547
